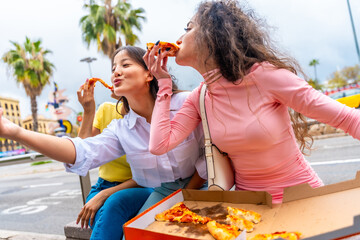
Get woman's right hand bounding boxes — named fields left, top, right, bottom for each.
left=77, top=80, right=95, bottom=114
left=0, top=108, right=20, bottom=139
left=143, top=41, right=172, bottom=80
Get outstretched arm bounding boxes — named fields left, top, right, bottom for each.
left=0, top=108, right=75, bottom=163
left=255, top=65, right=360, bottom=139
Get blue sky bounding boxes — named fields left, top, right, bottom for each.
left=0, top=0, right=359, bottom=120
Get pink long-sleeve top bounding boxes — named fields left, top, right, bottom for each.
left=150, top=62, right=360, bottom=204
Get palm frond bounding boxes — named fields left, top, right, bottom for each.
left=103, top=24, right=117, bottom=43
left=80, top=0, right=146, bottom=56
left=29, top=59, right=42, bottom=71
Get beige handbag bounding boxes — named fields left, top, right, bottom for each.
left=199, top=83, right=235, bottom=191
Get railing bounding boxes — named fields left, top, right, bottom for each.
left=0, top=152, right=47, bottom=166
left=0, top=152, right=91, bottom=205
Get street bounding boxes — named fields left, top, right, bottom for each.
left=307, top=135, right=360, bottom=184
left=0, top=135, right=359, bottom=235
left=0, top=162, right=99, bottom=235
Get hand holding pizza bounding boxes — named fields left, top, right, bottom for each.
left=77, top=80, right=96, bottom=115
left=143, top=40, right=172, bottom=80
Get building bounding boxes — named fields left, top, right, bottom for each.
left=22, top=114, right=57, bottom=134
left=0, top=96, right=23, bottom=152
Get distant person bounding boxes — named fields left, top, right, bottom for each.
left=0, top=46, right=206, bottom=239
left=145, top=0, right=360, bottom=204
left=76, top=81, right=152, bottom=239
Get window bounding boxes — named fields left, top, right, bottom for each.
left=11, top=104, right=14, bottom=110
left=4, top=103, right=8, bottom=109
left=16, top=105, right=19, bottom=111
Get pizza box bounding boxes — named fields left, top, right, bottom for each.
left=124, top=171, right=360, bottom=240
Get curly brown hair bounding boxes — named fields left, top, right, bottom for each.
left=194, top=0, right=313, bottom=153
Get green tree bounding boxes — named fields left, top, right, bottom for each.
left=309, top=59, right=319, bottom=81
left=327, top=71, right=348, bottom=89
left=80, top=0, right=146, bottom=58
left=326, top=64, right=360, bottom=89
left=341, top=64, right=360, bottom=84
left=307, top=78, right=323, bottom=91
left=2, top=37, right=55, bottom=132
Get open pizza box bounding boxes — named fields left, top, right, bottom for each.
left=124, top=171, right=360, bottom=240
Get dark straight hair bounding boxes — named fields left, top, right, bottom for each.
left=111, top=46, right=180, bottom=115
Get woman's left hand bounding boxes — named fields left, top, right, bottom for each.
left=143, top=41, right=171, bottom=79
left=76, top=191, right=108, bottom=229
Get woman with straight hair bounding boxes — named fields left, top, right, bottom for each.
left=0, top=46, right=206, bottom=239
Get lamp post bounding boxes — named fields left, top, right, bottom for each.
left=80, top=57, right=97, bottom=77
left=347, top=0, right=360, bottom=63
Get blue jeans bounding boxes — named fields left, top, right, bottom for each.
left=87, top=177, right=153, bottom=240
left=137, top=177, right=193, bottom=214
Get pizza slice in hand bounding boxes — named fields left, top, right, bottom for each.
left=88, top=78, right=113, bottom=90
left=207, top=220, right=241, bottom=240
left=146, top=41, right=180, bottom=57
left=155, top=202, right=211, bottom=224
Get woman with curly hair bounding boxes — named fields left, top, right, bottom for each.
left=145, top=0, right=360, bottom=204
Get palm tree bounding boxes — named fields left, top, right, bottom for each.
left=80, top=0, right=146, bottom=58
left=2, top=37, right=55, bottom=132
left=309, top=59, right=319, bottom=81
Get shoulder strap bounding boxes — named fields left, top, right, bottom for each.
left=199, top=84, right=215, bottom=179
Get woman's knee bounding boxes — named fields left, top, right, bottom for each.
left=103, top=188, right=153, bottom=212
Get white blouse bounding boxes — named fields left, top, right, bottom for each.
left=65, top=92, right=206, bottom=188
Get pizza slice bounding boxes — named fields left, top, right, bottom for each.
left=146, top=41, right=180, bottom=57
left=155, top=202, right=211, bottom=224
left=207, top=220, right=240, bottom=240
left=249, top=231, right=302, bottom=240
left=227, top=206, right=261, bottom=224
left=88, top=78, right=113, bottom=90
left=226, top=214, right=254, bottom=232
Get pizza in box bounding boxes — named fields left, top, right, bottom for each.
left=153, top=202, right=301, bottom=240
